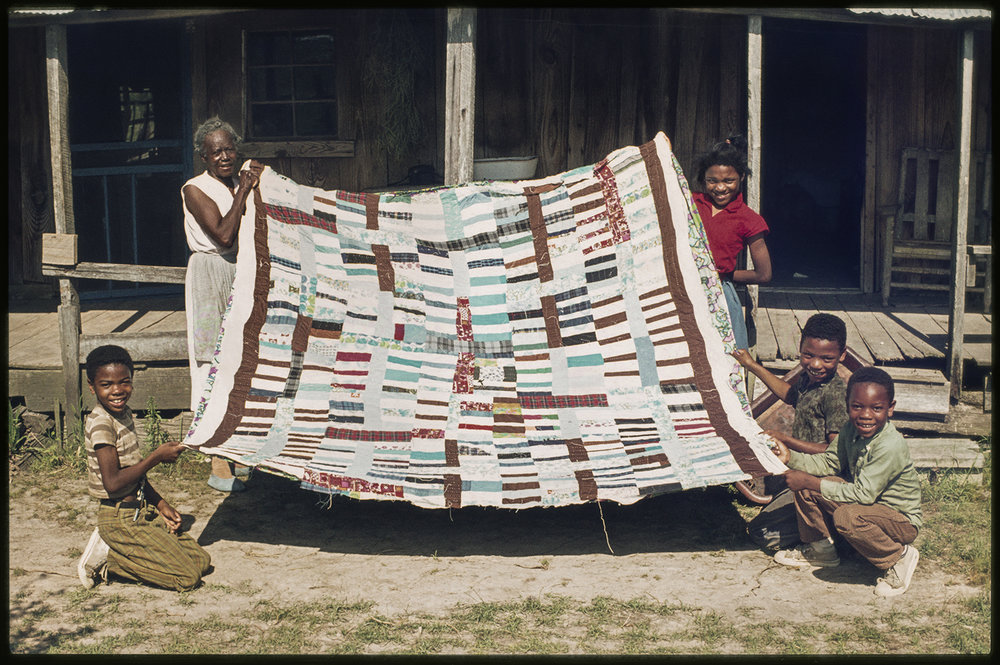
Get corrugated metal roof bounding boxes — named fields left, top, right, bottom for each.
left=8, top=8, right=81, bottom=15
left=848, top=8, right=991, bottom=21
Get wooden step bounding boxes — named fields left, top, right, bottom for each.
left=907, top=437, right=985, bottom=470
left=885, top=367, right=950, bottom=422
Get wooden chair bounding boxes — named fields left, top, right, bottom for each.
left=879, top=148, right=991, bottom=312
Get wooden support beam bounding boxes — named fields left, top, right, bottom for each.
left=444, top=8, right=476, bottom=185
left=79, top=331, right=188, bottom=363
left=46, top=24, right=82, bottom=430
left=745, top=15, right=762, bottom=368
left=947, top=30, right=974, bottom=400
left=42, top=261, right=187, bottom=284
left=41, top=233, right=77, bottom=266
left=862, top=26, right=879, bottom=294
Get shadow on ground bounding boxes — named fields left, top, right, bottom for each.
left=195, top=470, right=761, bottom=558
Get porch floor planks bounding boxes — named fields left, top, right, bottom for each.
left=784, top=292, right=819, bottom=331
left=761, top=291, right=801, bottom=361
left=886, top=308, right=948, bottom=360
left=872, top=308, right=943, bottom=360
left=957, top=310, right=993, bottom=367
left=8, top=311, right=63, bottom=369
left=8, top=298, right=189, bottom=370
left=754, top=303, right=780, bottom=362
left=809, top=293, right=875, bottom=364
left=922, top=305, right=992, bottom=366
left=834, top=294, right=905, bottom=363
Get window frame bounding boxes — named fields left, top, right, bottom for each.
left=241, top=27, right=354, bottom=158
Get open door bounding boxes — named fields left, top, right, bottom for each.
left=759, top=18, right=866, bottom=290
left=67, top=19, right=191, bottom=297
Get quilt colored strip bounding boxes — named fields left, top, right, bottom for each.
left=185, top=132, right=786, bottom=509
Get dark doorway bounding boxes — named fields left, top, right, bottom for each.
left=67, top=20, right=191, bottom=297
left=759, top=18, right=866, bottom=290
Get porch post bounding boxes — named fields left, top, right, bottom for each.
left=444, top=8, right=476, bottom=185
left=947, top=29, right=974, bottom=401
left=745, top=14, right=763, bottom=376
left=45, top=24, right=82, bottom=435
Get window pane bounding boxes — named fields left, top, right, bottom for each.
left=292, top=31, right=335, bottom=64
left=294, top=65, right=336, bottom=101
left=250, top=67, right=293, bottom=102
left=252, top=104, right=294, bottom=138
left=295, top=102, right=337, bottom=137
left=247, top=32, right=292, bottom=66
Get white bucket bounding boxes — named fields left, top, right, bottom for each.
left=473, top=156, right=539, bottom=181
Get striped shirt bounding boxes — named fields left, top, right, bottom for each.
left=84, top=403, right=143, bottom=500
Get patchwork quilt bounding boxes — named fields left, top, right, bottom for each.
left=184, top=132, right=785, bottom=508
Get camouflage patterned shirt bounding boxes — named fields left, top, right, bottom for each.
left=787, top=373, right=849, bottom=445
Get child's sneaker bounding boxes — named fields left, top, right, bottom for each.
left=774, top=540, right=841, bottom=568
left=875, top=545, right=919, bottom=597
left=77, top=527, right=110, bottom=588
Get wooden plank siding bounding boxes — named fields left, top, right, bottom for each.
left=867, top=25, right=992, bottom=276
left=471, top=9, right=747, bottom=178
left=11, top=10, right=989, bottom=302
left=9, top=26, right=55, bottom=290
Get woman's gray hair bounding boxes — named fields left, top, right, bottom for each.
left=193, top=117, right=241, bottom=156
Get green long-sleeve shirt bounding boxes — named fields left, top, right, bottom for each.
left=787, top=420, right=922, bottom=529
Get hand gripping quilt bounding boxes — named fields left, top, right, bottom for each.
left=184, top=132, right=786, bottom=508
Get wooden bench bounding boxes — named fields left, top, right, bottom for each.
left=879, top=148, right=991, bottom=312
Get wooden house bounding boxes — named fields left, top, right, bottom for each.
left=7, top=7, right=992, bottom=415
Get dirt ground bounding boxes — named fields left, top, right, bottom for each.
left=8, top=460, right=984, bottom=653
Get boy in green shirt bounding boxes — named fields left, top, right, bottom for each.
left=770, top=366, right=922, bottom=597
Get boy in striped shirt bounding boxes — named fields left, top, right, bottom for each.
left=77, top=345, right=210, bottom=590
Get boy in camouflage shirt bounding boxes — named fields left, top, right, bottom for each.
left=733, top=313, right=849, bottom=550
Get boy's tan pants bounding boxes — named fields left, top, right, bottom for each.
left=792, top=477, right=918, bottom=570
left=97, top=500, right=211, bottom=591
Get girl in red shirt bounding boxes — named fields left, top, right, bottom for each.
left=692, top=136, right=772, bottom=349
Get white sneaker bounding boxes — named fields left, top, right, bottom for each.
left=774, top=541, right=841, bottom=568
left=77, top=527, right=110, bottom=589
left=875, top=545, right=919, bottom=597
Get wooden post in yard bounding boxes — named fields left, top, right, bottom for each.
left=444, top=8, right=476, bottom=185
left=45, top=24, right=82, bottom=435
left=744, top=15, right=763, bottom=396
left=947, top=30, right=975, bottom=401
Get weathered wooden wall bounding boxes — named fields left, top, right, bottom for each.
left=8, top=10, right=991, bottom=300
left=193, top=8, right=746, bottom=192
left=475, top=8, right=746, bottom=179
left=867, top=24, right=992, bottom=245
left=8, top=27, right=56, bottom=293
left=195, top=8, right=443, bottom=192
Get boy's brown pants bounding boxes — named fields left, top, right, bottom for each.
left=793, top=477, right=917, bottom=570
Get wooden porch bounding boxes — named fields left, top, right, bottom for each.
left=8, top=289, right=992, bottom=415
left=755, top=289, right=992, bottom=368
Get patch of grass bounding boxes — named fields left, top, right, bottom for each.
left=917, top=453, right=991, bottom=587
left=944, top=590, right=992, bottom=654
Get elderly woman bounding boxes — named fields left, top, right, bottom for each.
left=182, top=117, right=263, bottom=492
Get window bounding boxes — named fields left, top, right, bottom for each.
left=246, top=29, right=338, bottom=139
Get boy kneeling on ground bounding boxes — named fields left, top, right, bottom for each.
left=769, top=366, right=922, bottom=597
left=77, top=344, right=211, bottom=590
